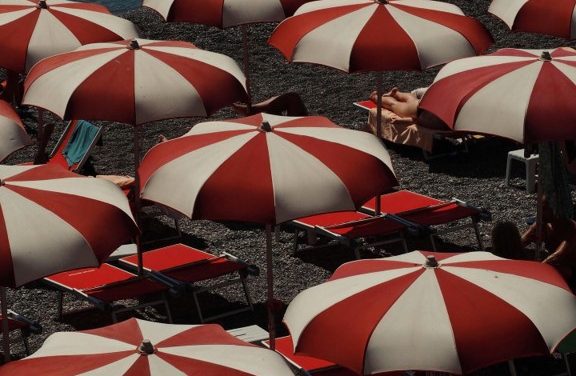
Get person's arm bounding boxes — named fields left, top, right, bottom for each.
left=521, top=223, right=538, bottom=247
left=543, top=240, right=569, bottom=266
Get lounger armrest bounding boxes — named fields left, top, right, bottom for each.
left=73, top=288, right=108, bottom=311
left=452, top=198, right=492, bottom=221
left=222, top=252, right=259, bottom=276
left=384, top=213, right=432, bottom=237
left=7, top=310, right=42, bottom=335
left=147, top=271, right=187, bottom=296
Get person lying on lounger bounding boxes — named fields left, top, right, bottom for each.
left=369, top=87, right=445, bottom=129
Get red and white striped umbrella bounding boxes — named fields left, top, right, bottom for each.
left=0, top=318, right=295, bottom=375
left=139, top=112, right=397, bottom=348
left=144, top=0, right=312, bottom=27
left=418, top=47, right=576, bottom=144
left=0, top=164, right=137, bottom=288
left=0, top=100, right=31, bottom=162
left=22, top=38, right=248, bottom=125
left=269, top=0, right=493, bottom=72
left=285, top=251, right=576, bottom=375
left=139, top=113, right=398, bottom=225
left=0, top=0, right=138, bottom=73
left=489, top=0, right=576, bottom=39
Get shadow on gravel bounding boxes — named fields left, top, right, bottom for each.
left=427, top=138, right=519, bottom=179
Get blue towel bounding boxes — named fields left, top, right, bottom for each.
left=62, top=120, right=100, bottom=167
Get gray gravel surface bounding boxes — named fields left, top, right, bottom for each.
left=2, top=1, right=576, bottom=374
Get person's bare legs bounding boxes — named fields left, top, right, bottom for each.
left=370, top=88, right=419, bottom=119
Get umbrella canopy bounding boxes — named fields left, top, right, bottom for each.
left=144, top=0, right=312, bottom=27
left=0, top=164, right=137, bottom=288
left=489, top=0, right=576, bottom=39
left=0, top=318, right=295, bottom=375
left=268, top=0, right=493, bottom=72
left=0, top=0, right=138, bottom=73
left=139, top=112, right=398, bottom=348
left=22, top=38, right=248, bottom=126
left=139, top=112, right=398, bottom=225
left=0, top=100, right=31, bottom=162
left=418, top=47, right=576, bottom=144
left=284, top=251, right=576, bottom=375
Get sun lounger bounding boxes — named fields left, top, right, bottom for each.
left=1, top=310, right=42, bottom=355
left=361, top=190, right=489, bottom=250
left=291, top=210, right=417, bottom=258
left=117, top=243, right=258, bottom=322
left=48, top=119, right=102, bottom=172
left=356, top=101, right=472, bottom=160
left=292, top=190, right=488, bottom=256
left=43, top=263, right=173, bottom=323
left=262, top=336, right=359, bottom=375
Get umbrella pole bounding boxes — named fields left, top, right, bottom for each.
left=241, top=24, right=252, bottom=114
left=1, top=287, right=10, bottom=363
left=535, top=161, right=544, bottom=260
left=375, top=72, right=383, bottom=215
left=265, top=224, right=276, bottom=350
left=133, top=125, right=144, bottom=275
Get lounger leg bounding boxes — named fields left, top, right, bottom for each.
left=241, top=276, right=254, bottom=311
left=429, top=234, right=437, bottom=251
left=174, top=217, right=182, bottom=240
left=292, top=229, right=300, bottom=254
left=472, top=218, right=484, bottom=251
left=565, top=353, right=573, bottom=376
left=20, top=333, right=29, bottom=356
left=162, top=293, right=173, bottom=324
left=400, top=235, right=409, bottom=253
left=508, top=360, right=517, bottom=376
left=56, top=291, right=64, bottom=320
left=192, top=292, right=205, bottom=323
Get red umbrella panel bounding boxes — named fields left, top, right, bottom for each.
left=489, top=0, right=576, bottom=39
left=0, top=0, right=138, bottom=73
left=144, top=0, right=313, bottom=27
left=284, top=251, right=576, bottom=375
left=22, top=39, right=248, bottom=126
left=0, top=100, right=31, bottom=162
left=418, top=47, right=576, bottom=144
left=0, top=318, right=296, bottom=375
left=269, top=0, right=493, bottom=72
left=138, top=113, right=398, bottom=225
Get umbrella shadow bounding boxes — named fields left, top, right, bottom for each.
left=140, top=217, right=209, bottom=250
left=292, top=240, right=360, bottom=273
left=427, top=137, right=518, bottom=179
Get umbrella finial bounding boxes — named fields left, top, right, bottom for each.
left=375, top=0, right=389, bottom=4
left=138, top=339, right=155, bottom=355
left=540, top=51, right=552, bottom=61
left=425, top=255, right=439, bottom=268
left=37, top=0, right=48, bottom=9
left=260, top=121, right=273, bottom=132
left=129, top=40, right=141, bottom=50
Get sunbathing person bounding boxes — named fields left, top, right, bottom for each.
left=521, top=197, right=576, bottom=285
left=369, top=87, right=446, bottom=130
left=491, top=221, right=528, bottom=260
